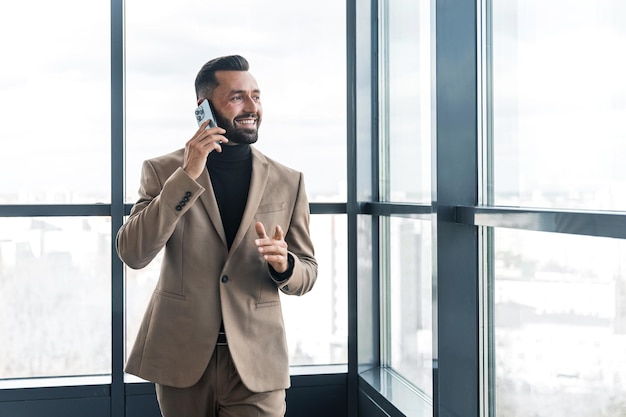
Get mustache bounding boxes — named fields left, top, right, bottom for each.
left=234, top=113, right=258, bottom=120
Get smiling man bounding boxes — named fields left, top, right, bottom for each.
left=208, top=70, right=262, bottom=145
left=116, top=55, right=318, bottom=417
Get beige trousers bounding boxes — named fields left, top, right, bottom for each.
left=156, top=345, right=286, bottom=417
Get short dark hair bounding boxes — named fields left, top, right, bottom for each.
left=195, top=55, right=250, bottom=100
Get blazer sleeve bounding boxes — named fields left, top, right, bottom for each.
left=272, top=172, right=318, bottom=296
left=116, top=161, right=205, bottom=270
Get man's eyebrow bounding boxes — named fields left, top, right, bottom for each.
left=229, top=89, right=261, bottom=95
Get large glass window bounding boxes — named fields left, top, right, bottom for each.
left=383, top=217, right=432, bottom=396
left=124, top=0, right=348, bottom=372
left=378, top=0, right=434, bottom=398
left=491, top=0, right=626, bottom=210
left=379, top=0, right=432, bottom=203
left=487, top=2, right=626, bottom=417
left=281, top=215, right=348, bottom=366
left=0, top=0, right=111, bottom=390
left=492, top=229, right=626, bottom=416
left=0, top=1, right=111, bottom=204
left=124, top=0, right=346, bottom=204
left=0, top=217, right=111, bottom=381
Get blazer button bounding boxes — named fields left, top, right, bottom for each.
left=176, top=205, right=182, bottom=211
left=185, top=191, right=192, bottom=197
left=221, top=275, right=229, bottom=283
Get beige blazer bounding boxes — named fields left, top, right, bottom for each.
left=116, top=146, right=317, bottom=392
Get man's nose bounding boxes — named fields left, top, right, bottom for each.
left=242, top=95, right=259, bottom=112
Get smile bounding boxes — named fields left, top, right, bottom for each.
left=235, top=118, right=257, bottom=126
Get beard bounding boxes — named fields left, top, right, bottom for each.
left=213, top=109, right=260, bottom=145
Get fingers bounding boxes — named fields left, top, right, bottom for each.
left=272, top=224, right=284, bottom=241
left=255, top=222, right=268, bottom=239
left=199, top=119, right=222, bottom=133
left=182, top=125, right=228, bottom=179
left=185, top=127, right=227, bottom=159
left=254, top=223, right=289, bottom=273
left=193, top=122, right=227, bottom=145
left=255, top=222, right=287, bottom=254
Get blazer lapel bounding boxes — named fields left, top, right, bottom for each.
left=196, top=167, right=228, bottom=246
left=228, top=147, right=269, bottom=255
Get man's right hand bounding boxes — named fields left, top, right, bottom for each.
left=182, top=120, right=228, bottom=180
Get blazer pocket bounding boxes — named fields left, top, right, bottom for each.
left=154, top=288, right=186, bottom=301
left=256, top=202, right=286, bottom=214
left=256, top=300, right=281, bottom=308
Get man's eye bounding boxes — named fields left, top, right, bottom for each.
left=253, top=96, right=261, bottom=102
left=232, top=96, right=242, bottom=101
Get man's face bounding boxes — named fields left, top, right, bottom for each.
left=208, top=70, right=262, bottom=145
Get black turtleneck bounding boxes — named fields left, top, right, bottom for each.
left=207, top=144, right=252, bottom=250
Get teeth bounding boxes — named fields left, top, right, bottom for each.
left=237, top=119, right=256, bottom=125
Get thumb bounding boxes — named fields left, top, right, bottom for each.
left=255, top=222, right=268, bottom=239
left=272, top=225, right=284, bottom=241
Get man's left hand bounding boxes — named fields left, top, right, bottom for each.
left=254, top=222, right=289, bottom=273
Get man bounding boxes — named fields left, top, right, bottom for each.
left=116, top=55, right=318, bottom=417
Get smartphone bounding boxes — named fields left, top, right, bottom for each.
left=195, top=99, right=217, bottom=129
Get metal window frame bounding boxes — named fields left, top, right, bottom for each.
left=5, top=1, right=623, bottom=417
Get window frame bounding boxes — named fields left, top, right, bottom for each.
left=3, top=1, right=624, bottom=417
